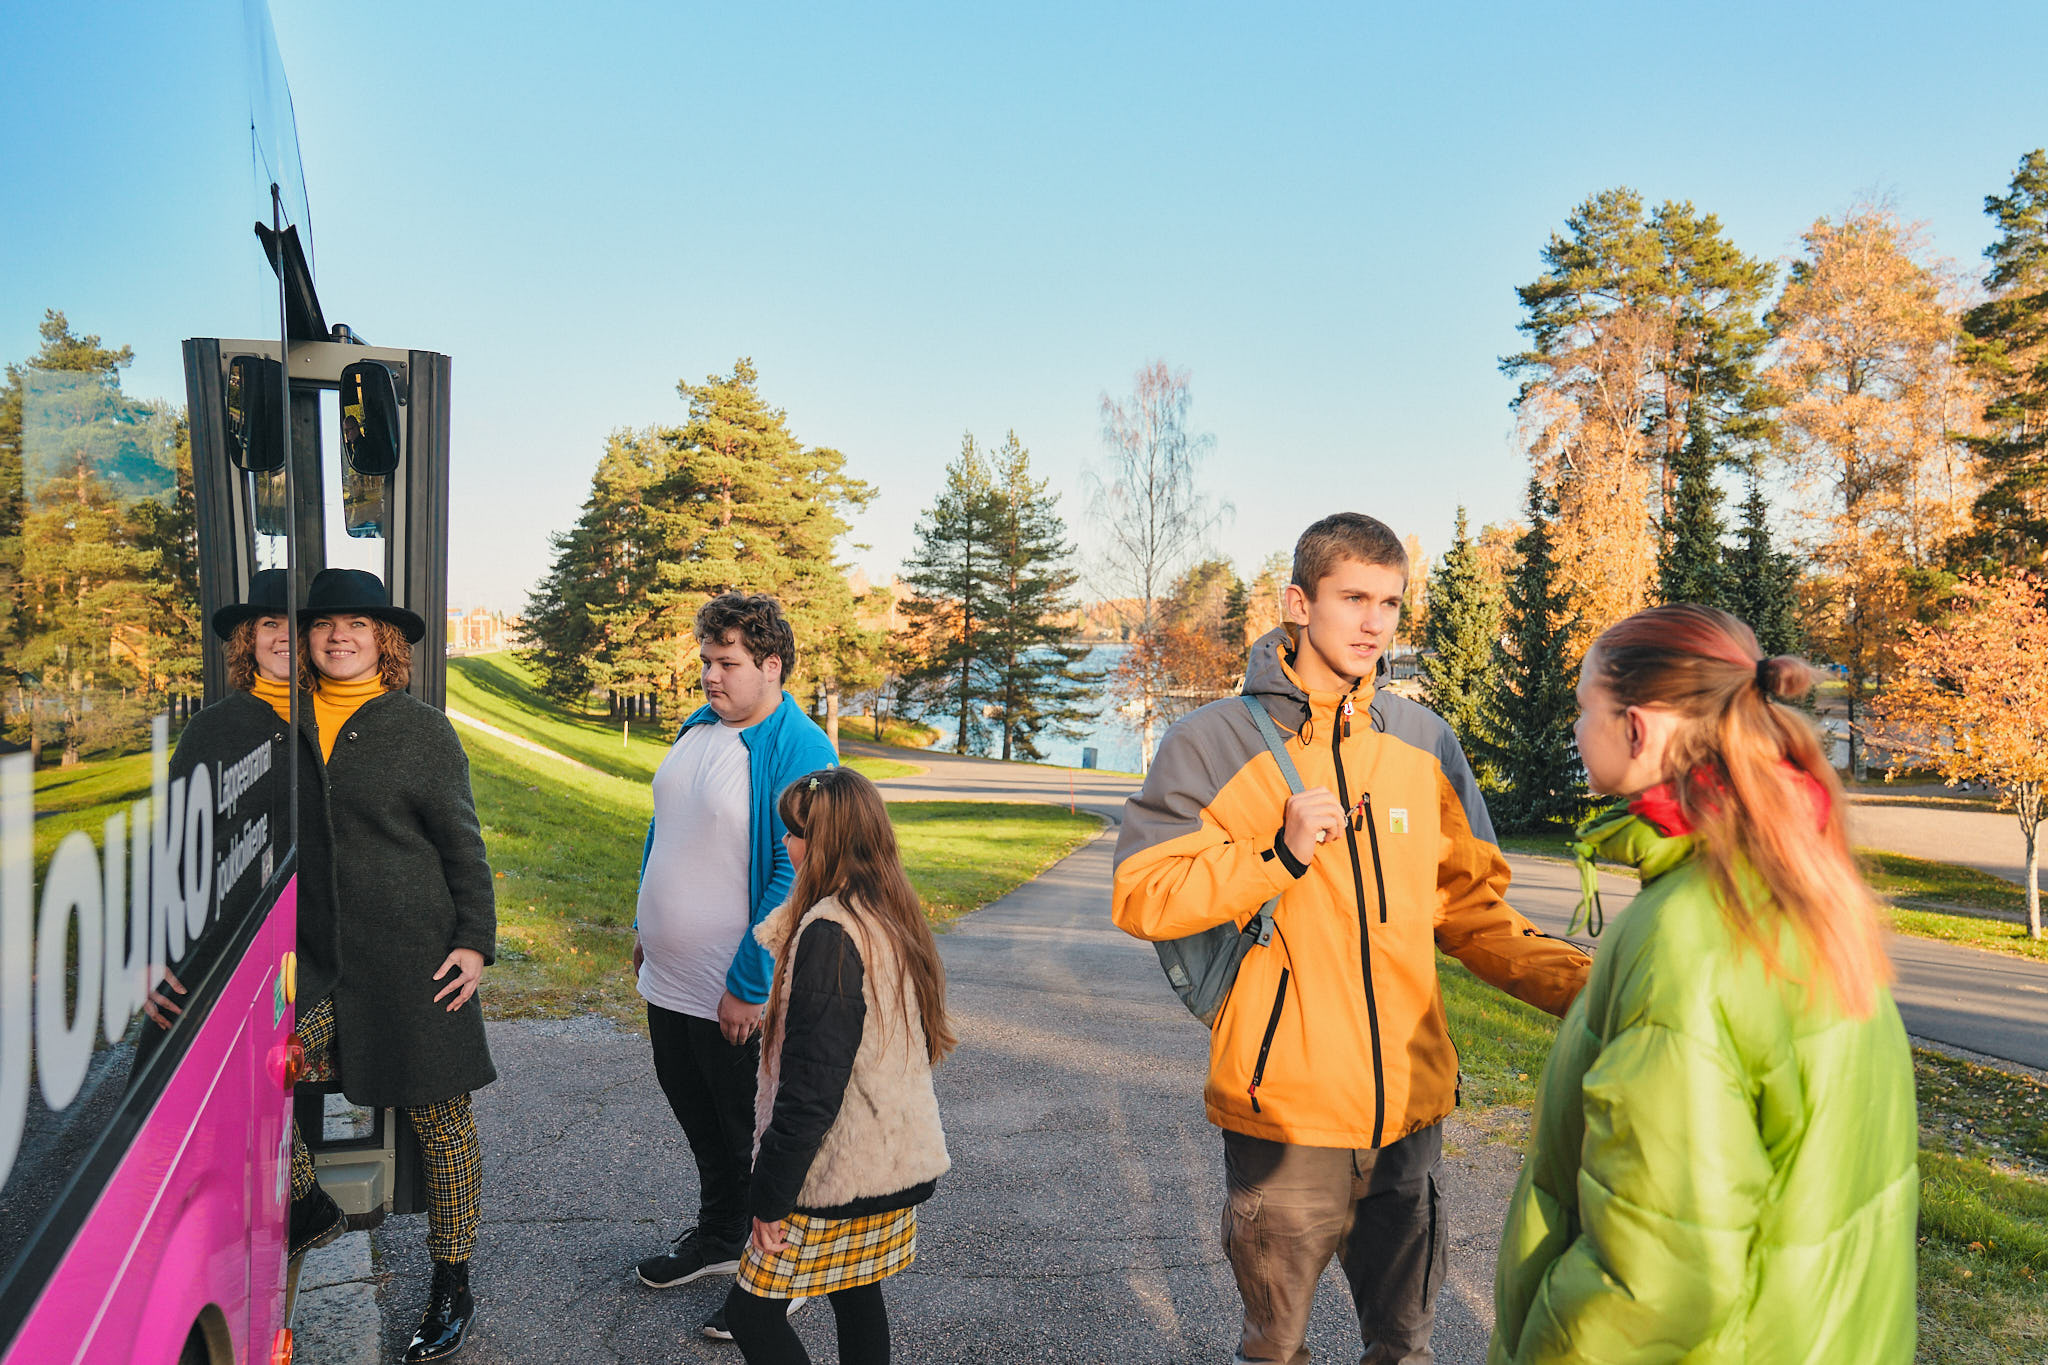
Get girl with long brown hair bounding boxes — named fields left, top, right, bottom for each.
left=1490, top=605, right=1917, bottom=1363
left=725, top=767, right=953, bottom=1365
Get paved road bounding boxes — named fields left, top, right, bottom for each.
left=367, top=836, right=1523, bottom=1364
left=851, top=742, right=2048, bottom=1071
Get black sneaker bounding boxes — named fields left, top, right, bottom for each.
left=701, top=1297, right=809, bottom=1342
left=635, top=1226, right=741, bottom=1289
left=288, top=1185, right=347, bottom=1260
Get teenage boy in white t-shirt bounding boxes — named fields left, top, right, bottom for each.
left=631, top=594, right=836, bottom=1342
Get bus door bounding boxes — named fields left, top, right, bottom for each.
left=186, top=332, right=454, bottom=1229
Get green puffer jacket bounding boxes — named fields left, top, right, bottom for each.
left=1490, top=799, right=1918, bottom=1365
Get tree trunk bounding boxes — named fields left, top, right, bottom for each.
left=825, top=688, right=840, bottom=755
left=2025, top=815, right=2041, bottom=942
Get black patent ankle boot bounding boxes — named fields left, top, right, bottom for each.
left=404, top=1259, right=475, bottom=1362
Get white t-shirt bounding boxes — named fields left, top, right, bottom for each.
left=636, top=722, right=753, bottom=1020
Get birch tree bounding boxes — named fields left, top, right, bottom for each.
left=1088, top=361, right=1225, bottom=770
left=1872, top=573, right=2048, bottom=939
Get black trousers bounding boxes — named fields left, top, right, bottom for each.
left=648, top=1001, right=760, bottom=1247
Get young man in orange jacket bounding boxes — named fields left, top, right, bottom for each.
left=1112, top=513, right=1590, bottom=1365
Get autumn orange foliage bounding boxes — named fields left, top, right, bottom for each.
left=1871, top=573, right=2048, bottom=939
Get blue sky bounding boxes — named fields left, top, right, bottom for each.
left=9, top=2, right=2046, bottom=610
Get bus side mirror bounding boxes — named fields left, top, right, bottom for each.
left=339, top=361, right=401, bottom=476
left=225, top=355, right=286, bottom=473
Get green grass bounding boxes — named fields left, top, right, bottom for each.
left=447, top=653, right=674, bottom=782
left=887, top=802, right=1102, bottom=920
left=843, top=755, right=921, bottom=781
left=1439, top=955, right=1559, bottom=1112
left=839, top=711, right=941, bottom=749
left=1890, top=908, right=2048, bottom=964
left=449, top=653, right=924, bottom=786
left=29, top=748, right=154, bottom=874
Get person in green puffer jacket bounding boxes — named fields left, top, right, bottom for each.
left=1491, top=605, right=1917, bottom=1365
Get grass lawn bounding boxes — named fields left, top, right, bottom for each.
left=462, top=720, right=1099, bottom=1026
left=449, top=652, right=925, bottom=784
left=1440, top=962, right=2048, bottom=1359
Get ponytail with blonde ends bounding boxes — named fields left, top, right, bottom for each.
left=1590, top=605, right=1889, bottom=1018
left=767, top=768, right=958, bottom=1065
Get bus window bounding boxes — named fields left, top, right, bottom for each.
left=0, top=3, right=306, bottom=1358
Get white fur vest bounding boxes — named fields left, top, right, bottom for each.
left=752, top=895, right=950, bottom=1208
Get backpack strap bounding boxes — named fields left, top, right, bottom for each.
left=1241, top=695, right=1305, bottom=795
left=1239, top=696, right=1304, bottom=948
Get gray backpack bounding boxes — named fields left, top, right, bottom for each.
left=1153, top=696, right=1304, bottom=1026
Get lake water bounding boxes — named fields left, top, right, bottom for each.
left=1043, top=644, right=1143, bottom=773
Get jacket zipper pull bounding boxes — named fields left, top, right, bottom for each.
left=1342, top=694, right=1353, bottom=738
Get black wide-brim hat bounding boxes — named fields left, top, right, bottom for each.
left=297, top=567, right=427, bottom=643
left=211, top=567, right=292, bottom=639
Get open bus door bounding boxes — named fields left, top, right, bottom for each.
left=184, top=330, right=454, bottom=1233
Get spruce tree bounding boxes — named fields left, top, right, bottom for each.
left=981, top=432, right=1097, bottom=761
left=1957, top=149, right=2048, bottom=569
left=1723, top=472, right=1802, bottom=658
left=901, top=435, right=998, bottom=754
left=1490, top=480, right=1584, bottom=832
left=1420, top=507, right=1502, bottom=772
left=649, top=359, right=874, bottom=709
left=1656, top=407, right=1729, bottom=606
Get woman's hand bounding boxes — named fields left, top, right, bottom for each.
left=750, top=1217, right=787, bottom=1255
left=432, top=948, right=485, bottom=1011
left=143, top=969, right=187, bottom=1029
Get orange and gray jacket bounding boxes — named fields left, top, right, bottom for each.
left=1112, top=628, right=1590, bottom=1149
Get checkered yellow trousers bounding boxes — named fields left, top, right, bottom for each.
left=289, top=997, right=484, bottom=1262
left=737, top=1207, right=918, bottom=1299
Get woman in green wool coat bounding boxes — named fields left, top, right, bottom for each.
left=1491, top=605, right=1916, bottom=1365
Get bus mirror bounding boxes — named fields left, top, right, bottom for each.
left=224, top=355, right=285, bottom=473
left=339, top=361, right=401, bottom=476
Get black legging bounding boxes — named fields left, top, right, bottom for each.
left=725, top=1282, right=889, bottom=1364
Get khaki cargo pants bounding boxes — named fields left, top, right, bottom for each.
left=1221, top=1122, right=1445, bottom=1365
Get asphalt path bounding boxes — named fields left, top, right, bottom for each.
left=340, top=739, right=2044, bottom=1364
left=368, top=831, right=1523, bottom=1365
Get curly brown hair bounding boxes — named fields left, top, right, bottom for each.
left=299, top=617, right=413, bottom=692
left=694, top=592, right=797, bottom=679
left=224, top=620, right=259, bottom=692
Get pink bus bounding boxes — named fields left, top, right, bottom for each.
left=0, top=5, right=451, bottom=1360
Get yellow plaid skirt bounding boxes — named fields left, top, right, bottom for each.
left=737, top=1207, right=917, bottom=1299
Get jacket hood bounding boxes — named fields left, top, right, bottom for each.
left=1241, top=625, right=1376, bottom=712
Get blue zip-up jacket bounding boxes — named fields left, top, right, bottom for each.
left=638, top=690, right=839, bottom=1004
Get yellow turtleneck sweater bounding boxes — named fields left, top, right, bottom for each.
left=311, top=673, right=388, bottom=762
left=251, top=673, right=294, bottom=724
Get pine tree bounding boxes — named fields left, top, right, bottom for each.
left=1723, top=472, right=1802, bottom=658
left=1490, top=480, right=1584, bottom=832
left=980, top=432, right=1097, bottom=761
left=1656, top=408, right=1728, bottom=606
left=521, top=428, right=671, bottom=706
left=649, top=359, right=875, bottom=712
left=901, top=435, right=999, bottom=754
left=1421, top=508, right=1502, bottom=774
left=1957, top=149, right=2048, bottom=569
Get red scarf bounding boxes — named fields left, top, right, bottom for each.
left=1630, top=763, right=1831, bottom=837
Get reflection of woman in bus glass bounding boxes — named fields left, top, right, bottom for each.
left=148, top=570, right=347, bottom=1255
left=296, top=568, right=498, bottom=1365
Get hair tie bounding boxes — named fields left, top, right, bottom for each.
left=807, top=776, right=820, bottom=791
left=1755, top=657, right=1773, bottom=699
